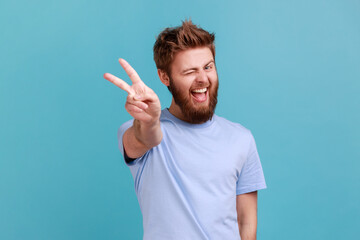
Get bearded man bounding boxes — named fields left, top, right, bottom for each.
left=104, top=20, right=267, bottom=240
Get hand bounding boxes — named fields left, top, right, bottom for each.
left=104, top=58, right=161, bottom=124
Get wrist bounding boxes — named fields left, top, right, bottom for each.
left=135, top=116, right=160, bottom=128
left=133, top=118, right=162, bottom=148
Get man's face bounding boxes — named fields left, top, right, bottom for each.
left=168, top=47, right=219, bottom=124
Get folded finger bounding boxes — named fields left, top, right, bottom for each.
left=126, top=96, right=149, bottom=110
left=127, top=103, right=144, bottom=113
left=132, top=90, right=158, bottom=103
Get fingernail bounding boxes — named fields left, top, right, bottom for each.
left=134, top=95, right=142, bottom=100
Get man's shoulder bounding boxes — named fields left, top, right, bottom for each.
left=213, top=115, right=256, bottom=146
left=118, top=119, right=134, bottom=137
left=213, top=114, right=251, bottom=134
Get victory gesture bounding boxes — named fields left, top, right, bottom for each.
left=104, top=58, right=163, bottom=159
left=103, top=58, right=161, bottom=124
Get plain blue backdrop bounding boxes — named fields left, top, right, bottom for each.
left=1, top=0, right=359, bottom=239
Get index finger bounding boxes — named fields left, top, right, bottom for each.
left=119, top=58, right=142, bottom=84
left=103, top=73, right=132, bottom=94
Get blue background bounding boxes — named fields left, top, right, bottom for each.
left=1, top=0, right=359, bottom=239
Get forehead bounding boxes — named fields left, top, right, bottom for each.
left=171, top=47, right=214, bottom=72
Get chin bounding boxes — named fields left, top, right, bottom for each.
left=169, top=78, right=219, bottom=124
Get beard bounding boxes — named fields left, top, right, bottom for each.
left=168, top=76, right=219, bottom=124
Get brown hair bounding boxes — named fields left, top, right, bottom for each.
left=153, top=19, right=215, bottom=76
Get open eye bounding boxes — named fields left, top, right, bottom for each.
left=205, top=63, right=214, bottom=70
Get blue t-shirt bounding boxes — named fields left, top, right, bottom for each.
left=118, top=108, right=267, bottom=240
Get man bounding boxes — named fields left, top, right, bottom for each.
left=104, top=20, right=267, bottom=240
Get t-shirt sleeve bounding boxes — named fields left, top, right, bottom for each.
left=117, top=119, right=140, bottom=166
left=118, top=119, right=151, bottom=192
left=236, top=131, right=267, bottom=195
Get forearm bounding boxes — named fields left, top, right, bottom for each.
left=133, top=118, right=162, bottom=148
left=237, top=191, right=258, bottom=240
left=123, top=118, right=162, bottom=158
left=238, top=222, right=257, bottom=240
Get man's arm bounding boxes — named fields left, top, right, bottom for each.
left=104, top=58, right=162, bottom=158
left=123, top=118, right=162, bottom=158
left=236, top=191, right=258, bottom=240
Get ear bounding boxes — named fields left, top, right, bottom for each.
left=157, top=69, right=170, bottom=87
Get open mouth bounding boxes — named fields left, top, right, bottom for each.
left=191, top=87, right=208, bottom=102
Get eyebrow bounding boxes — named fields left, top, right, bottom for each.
left=181, top=60, right=215, bottom=73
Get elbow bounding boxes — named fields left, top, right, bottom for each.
left=238, top=220, right=257, bottom=240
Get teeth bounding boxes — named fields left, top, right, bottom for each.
left=192, top=88, right=207, bottom=93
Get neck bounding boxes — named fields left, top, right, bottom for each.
left=168, top=98, right=188, bottom=122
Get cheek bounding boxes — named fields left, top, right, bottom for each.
left=209, top=73, right=218, bottom=85
left=182, top=78, right=196, bottom=89
left=174, top=82, right=192, bottom=95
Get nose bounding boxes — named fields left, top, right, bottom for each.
left=195, top=70, right=208, bottom=84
